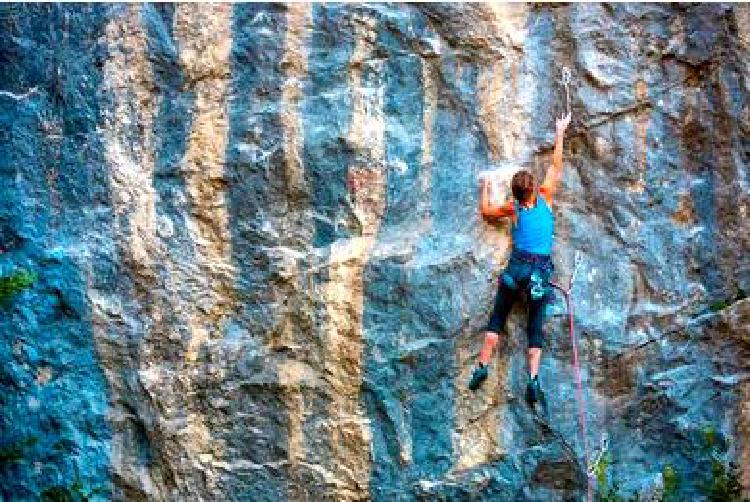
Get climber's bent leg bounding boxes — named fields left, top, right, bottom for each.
left=481, top=280, right=517, bottom=363
left=526, top=294, right=547, bottom=405
left=526, top=293, right=547, bottom=375
left=469, top=281, right=517, bottom=391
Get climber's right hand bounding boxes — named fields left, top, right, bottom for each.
left=555, top=112, right=572, bottom=136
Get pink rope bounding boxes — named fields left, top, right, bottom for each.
left=551, top=280, right=591, bottom=501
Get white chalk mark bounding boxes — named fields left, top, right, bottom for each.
left=0, top=86, right=39, bottom=101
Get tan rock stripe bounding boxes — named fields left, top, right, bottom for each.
left=172, top=3, right=235, bottom=494
left=277, top=1, right=313, bottom=487
left=320, top=12, right=385, bottom=498
left=94, top=5, right=167, bottom=498
left=732, top=5, right=750, bottom=493
left=420, top=56, right=438, bottom=225
left=93, top=4, right=237, bottom=498
left=454, top=3, right=529, bottom=472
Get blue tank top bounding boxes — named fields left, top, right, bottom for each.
left=512, top=195, right=554, bottom=255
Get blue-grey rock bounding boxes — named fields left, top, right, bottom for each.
left=0, top=3, right=749, bottom=501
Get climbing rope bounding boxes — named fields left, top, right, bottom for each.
left=550, top=251, right=592, bottom=502
left=561, top=66, right=572, bottom=117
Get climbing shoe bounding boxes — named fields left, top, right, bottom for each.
left=526, top=376, right=542, bottom=406
left=468, top=365, right=489, bottom=391
left=537, top=386, right=548, bottom=418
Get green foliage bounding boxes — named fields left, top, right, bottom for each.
left=696, top=427, right=747, bottom=502
left=0, top=268, right=36, bottom=304
left=593, top=453, right=619, bottom=501
left=593, top=452, right=610, bottom=489
left=698, top=460, right=745, bottom=502
left=701, top=425, right=717, bottom=449
left=660, top=464, right=679, bottom=502
left=41, top=485, right=77, bottom=502
left=40, top=480, right=107, bottom=502
left=592, top=452, right=638, bottom=502
left=596, top=482, right=626, bottom=502
left=559, top=425, right=743, bottom=502
left=1, top=436, right=106, bottom=500
left=709, top=299, right=730, bottom=312
left=709, top=289, right=748, bottom=313
left=0, top=436, right=38, bottom=468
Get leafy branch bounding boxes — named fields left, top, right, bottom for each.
left=0, top=268, right=36, bottom=304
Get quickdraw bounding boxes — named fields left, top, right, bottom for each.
left=561, top=66, right=572, bottom=116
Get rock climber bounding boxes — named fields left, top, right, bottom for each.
left=468, top=111, right=572, bottom=410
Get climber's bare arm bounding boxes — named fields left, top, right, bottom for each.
left=479, top=179, right=515, bottom=219
left=540, top=112, right=571, bottom=205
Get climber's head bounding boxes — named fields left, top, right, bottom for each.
left=511, top=169, right=537, bottom=205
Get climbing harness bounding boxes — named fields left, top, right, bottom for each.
left=549, top=252, right=593, bottom=502
left=529, top=269, right=547, bottom=301
left=561, top=66, right=572, bottom=116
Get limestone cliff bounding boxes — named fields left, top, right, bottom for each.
left=1, top=3, right=749, bottom=501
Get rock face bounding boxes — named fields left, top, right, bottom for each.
left=1, top=3, right=749, bottom=501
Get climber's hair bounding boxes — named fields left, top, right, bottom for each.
left=511, top=170, right=537, bottom=203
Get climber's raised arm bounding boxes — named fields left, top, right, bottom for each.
left=540, top=112, right=571, bottom=204
left=479, top=178, right=515, bottom=219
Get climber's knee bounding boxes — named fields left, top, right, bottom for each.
left=479, top=331, right=500, bottom=364
left=527, top=328, right=544, bottom=349
left=484, top=331, right=499, bottom=347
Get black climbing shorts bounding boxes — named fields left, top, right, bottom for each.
left=486, top=250, right=554, bottom=349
